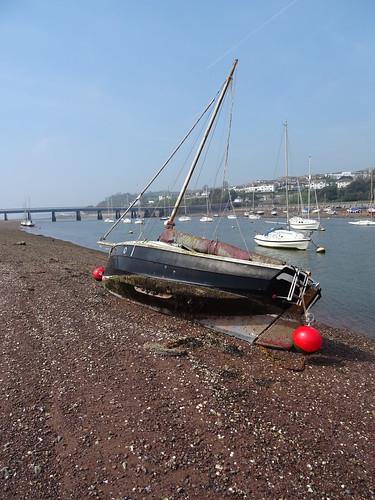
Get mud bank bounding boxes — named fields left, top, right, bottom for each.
left=1, top=221, right=374, bottom=499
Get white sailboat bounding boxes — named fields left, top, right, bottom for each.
left=254, top=227, right=311, bottom=250
left=20, top=199, right=35, bottom=227
left=348, top=165, right=375, bottom=226
left=178, top=196, right=191, bottom=221
left=20, top=218, right=35, bottom=227
left=248, top=191, right=261, bottom=219
left=289, top=155, right=320, bottom=230
left=104, top=197, right=115, bottom=223
left=200, top=191, right=213, bottom=222
left=254, top=121, right=311, bottom=250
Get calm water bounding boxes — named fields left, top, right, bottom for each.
left=25, top=215, right=375, bottom=339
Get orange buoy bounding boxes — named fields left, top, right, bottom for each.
left=93, top=267, right=104, bottom=281
left=292, top=325, right=322, bottom=354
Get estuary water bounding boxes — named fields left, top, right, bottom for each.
left=26, top=215, right=375, bottom=340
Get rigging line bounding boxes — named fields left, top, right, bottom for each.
left=194, top=104, right=224, bottom=190
left=172, top=107, right=213, bottom=195
left=207, top=0, right=300, bottom=69
left=194, top=66, right=235, bottom=194
left=211, top=83, right=235, bottom=239
left=220, top=78, right=250, bottom=252
left=99, top=96, right=216, bottom=242
left=206, top=79, right=235, bottom=228
left=192, top=79, right=232, bottom=193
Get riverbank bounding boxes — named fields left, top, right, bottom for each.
left=1, top=221, right=374, bottom=498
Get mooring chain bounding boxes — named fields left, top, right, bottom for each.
left=257, top=345, right=306, bottom=372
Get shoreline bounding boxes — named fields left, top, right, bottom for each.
left=13, top=216, right=375, bottom=339
left=1, top=221, right=374, bottom=498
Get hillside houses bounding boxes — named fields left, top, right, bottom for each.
left=233, top=168, right=369, bottom=196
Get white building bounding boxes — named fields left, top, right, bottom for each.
left=326, top=171, right=353, bottom=180
left=237, top=184, right=275, bottom=194
left=336, top=180, right=351, bottom=189
left=310, top=181, right=327, bottom=190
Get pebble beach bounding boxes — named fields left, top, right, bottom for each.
left=0, top=220, right=374, bottom=499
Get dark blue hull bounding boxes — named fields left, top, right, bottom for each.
left=103, top=242, right=321, bottom=317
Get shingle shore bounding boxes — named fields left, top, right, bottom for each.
left=0, top=221, right=374, bottom=499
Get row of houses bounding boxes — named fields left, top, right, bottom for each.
left=234, top=169, right=370, bottom=195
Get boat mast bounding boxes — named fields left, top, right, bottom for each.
left=284, top=120, right=289, bottom=225
left=371, top=164, right=373, bottom=222
left=166, top=59, right=238, bottom=228
left=308, top=155, right=311, bottom=218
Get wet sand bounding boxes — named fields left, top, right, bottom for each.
left=0, top=221, right=374, bottom=499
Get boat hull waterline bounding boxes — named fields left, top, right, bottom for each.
left=289, top=216, right=320, bottom=231
left=254, top=229, right=310, bottom=250
left=20, top=220, right=35, bottom=227
left=348, top=220, right=375, bottom=226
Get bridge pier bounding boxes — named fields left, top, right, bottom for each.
left=115, top=209, right=121, bottom=219
left=97, top=210, right=102, bottom=220
left=52, top=211, right=56, bottom=222
left=76, top=210, right=81, bottom=221
left=4, top=213, right=7, bottom=221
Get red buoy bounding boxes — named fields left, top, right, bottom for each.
left=292, top=325, right=322, bottom=354
left=93, top=267, right=104, bottom=281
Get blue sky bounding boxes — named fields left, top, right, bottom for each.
left=1, top=0, right=374, bottom=208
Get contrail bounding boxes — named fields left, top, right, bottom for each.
left=207, top=0, right=301, bottom=69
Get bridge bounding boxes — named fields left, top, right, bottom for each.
left=0, top=206, right=162, bottom=222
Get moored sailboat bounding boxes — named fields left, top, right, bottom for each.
left=254, top=227, right=310, bottom=250
left=200, top=191, right=213, bottom=222
left=99, top=61, right=321, bottom=341
left=178, top=196, right=191, bottom=221
left=254, top=121, right=311, bottom=250
left=348, top=165, right=375, bottom=226
left=289, top=156, right=320, bottom=230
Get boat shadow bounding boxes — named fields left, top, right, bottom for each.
left=307, top=336, right=375, bottom=367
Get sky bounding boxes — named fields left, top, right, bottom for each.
left=1, top=0, right=375, bottom=208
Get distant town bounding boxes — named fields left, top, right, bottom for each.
left=99, top=168, right=372, bottom=211
left=233, top=168, right=369, bottom=194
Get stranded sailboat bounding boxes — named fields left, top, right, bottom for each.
left=99, top=60, right=321, bottom=341
left=20, top=199, right=35, bottom=227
